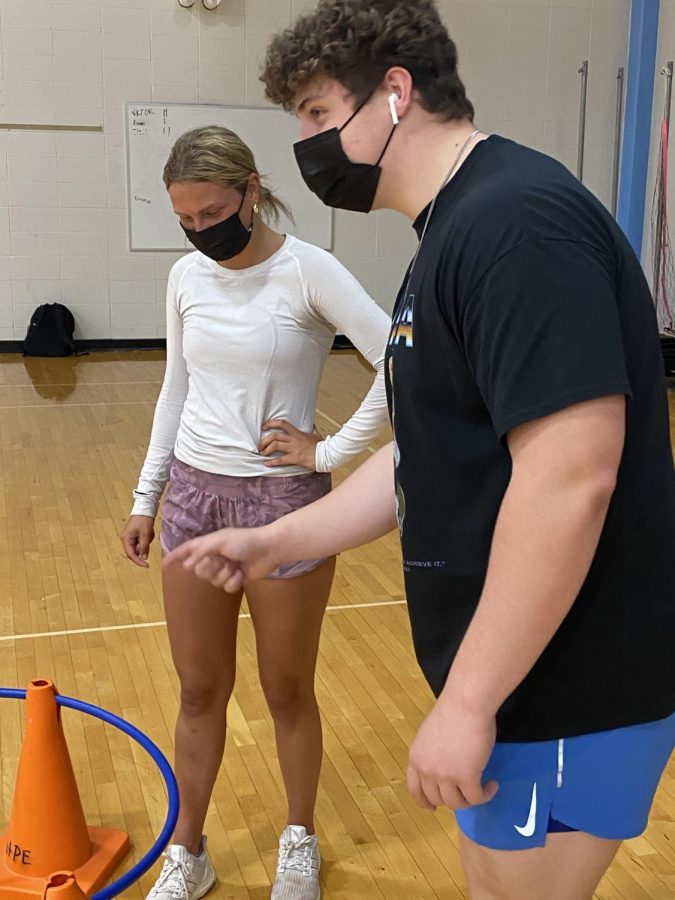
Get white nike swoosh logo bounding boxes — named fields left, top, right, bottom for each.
left=514, top=782, right=537, bottom=837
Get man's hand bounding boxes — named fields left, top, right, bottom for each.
left=260, top=419, right=322, bottom=469
left=407, top=696, right=499, bottom=811
left=163, top=524, right=280, bottom=591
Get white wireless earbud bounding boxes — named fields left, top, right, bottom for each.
left=388, top=92, right=400, bottom=125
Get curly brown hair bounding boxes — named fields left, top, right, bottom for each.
left=261, top=0, right=473, bottom=122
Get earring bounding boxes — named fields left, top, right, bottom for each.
left=253, top=203, right=259, bottom=214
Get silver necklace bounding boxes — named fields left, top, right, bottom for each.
left=401, top=128, right=481, bottom=301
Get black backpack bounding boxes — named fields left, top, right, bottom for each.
left=23, top=303, right=76, bottom=357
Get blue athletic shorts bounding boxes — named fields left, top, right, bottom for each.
left=455, top=712, right=675, bottom=850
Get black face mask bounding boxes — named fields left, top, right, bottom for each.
left=294, top=98, right=397, bottom=213
left=181, top=192, right=252, bottom=261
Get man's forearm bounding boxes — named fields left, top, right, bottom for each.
left=272, top=443, right=398, bottom=561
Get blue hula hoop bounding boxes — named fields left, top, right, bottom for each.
left=0, top=688, right=179, bottom=899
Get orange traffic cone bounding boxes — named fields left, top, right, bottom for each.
left=42, top=873, right=89, bottom=900
left=0, top=680, right=130, bottom=899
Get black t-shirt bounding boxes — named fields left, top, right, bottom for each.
left=385, top=135, right=675, bottom=742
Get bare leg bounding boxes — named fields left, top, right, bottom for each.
left=245, top=557, right=336, bottom=833
left=163, top=556, right=243, bottom=854
left=459, top=829, right=620, bottom=900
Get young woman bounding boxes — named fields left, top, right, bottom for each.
left=120, top=125, right=390, bottom=900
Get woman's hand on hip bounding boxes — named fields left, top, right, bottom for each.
left=260, top=419, right=322, bottom=469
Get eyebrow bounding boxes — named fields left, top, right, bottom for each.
left=295, top=92, right=324, bottom=114
left=175, top=203, right=225, bottom=217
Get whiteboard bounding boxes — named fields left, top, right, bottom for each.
left=126, top=102, right=333, bottom=252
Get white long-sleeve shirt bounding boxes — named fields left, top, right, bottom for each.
left=132, top=235, right=391, bottom=517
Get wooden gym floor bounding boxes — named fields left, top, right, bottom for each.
left=0, top=350, right=673, bottom=899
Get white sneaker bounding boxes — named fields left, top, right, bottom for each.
left=271, top=826, right=321, bottom=899
left=177, top=0, right=195, bottom=7
left=201, top=0, right=222, bottom=8
left=146, top=837, right=216, bottom=900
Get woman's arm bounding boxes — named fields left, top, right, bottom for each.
left=305, top=250, right=392, bottom=470
left=130, top=262, right=190, bottom=517
left=259, top=249, right=392, bottom=471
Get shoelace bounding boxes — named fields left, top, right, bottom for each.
left=277, top=836, right=316, bottom=876
left=154, top=853, right=192, bottom=899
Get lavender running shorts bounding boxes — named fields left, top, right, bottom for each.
left=160, top=457, right=332, bottom=579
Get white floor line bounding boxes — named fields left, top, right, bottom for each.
left=0, top=381, right=163, bottom=389
left=0, top=598, right=406, bottom=643
left=315, top=407, right=378, bottom=454
left=0, top=400, right=156, bottom=410
left=314, top=407, right=341, bottom=430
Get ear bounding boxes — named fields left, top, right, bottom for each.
left=382, top=67, right=414, bottom=119
left=248, top=172, right=261, bottom=204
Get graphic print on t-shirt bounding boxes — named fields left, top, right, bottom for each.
left=389, top=293, right=414, bottom=349
left=388, top=291, right=415, bottom=533
left=388, top=356, right=406, bottom=531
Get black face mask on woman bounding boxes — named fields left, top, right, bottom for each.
left=294, top=96, right=398, bottom=214
left=181, top=191, right=253, bottom=261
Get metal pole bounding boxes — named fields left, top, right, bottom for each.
left=652, top=63, right=672, bottom=302
left=616, top=0, right=661, bottom=256
left=612, top=67, right=625, bottom=216
left=577, top=60, right=589, bottom=181
left=664, top=60, right=673, bottom=129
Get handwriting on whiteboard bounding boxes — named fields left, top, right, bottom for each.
left=129, top=107, right=171, bottom=138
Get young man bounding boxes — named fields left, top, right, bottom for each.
left=168, top=1, right=675, bottom=897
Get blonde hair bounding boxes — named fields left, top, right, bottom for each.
left=163, top=126, right=292, bottom=223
